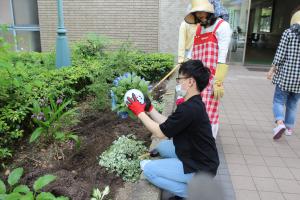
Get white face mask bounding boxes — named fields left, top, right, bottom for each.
left=175, top=84, right=187, bottom=97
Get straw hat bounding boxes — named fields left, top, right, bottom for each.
left=184, top=0, right=214, bottom=24
left=291, top=10, right=300, bottom=25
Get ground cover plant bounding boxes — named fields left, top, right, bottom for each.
left=99, top=135, right=148, bottom=182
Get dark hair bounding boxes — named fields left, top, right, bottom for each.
left=291, top=5, right=300, bottom=17
left=192, top=12, right=218, bottom=27
left=178, top=60, right=211, bottom=92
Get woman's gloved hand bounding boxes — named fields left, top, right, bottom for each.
left=213, top=63, right=229, bottom=100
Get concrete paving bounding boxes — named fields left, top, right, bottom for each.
left=219, top=65, right=300, bottom=200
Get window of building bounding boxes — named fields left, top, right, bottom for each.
left=259, top=6, right=273, bottom=32
left=0, top=0, right=41, bottom=52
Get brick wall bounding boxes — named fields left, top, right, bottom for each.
left=158, top=0, right=189, bottom=58
left=37, top=0, right=159, bottom=52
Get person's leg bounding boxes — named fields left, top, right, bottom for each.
left=272, top=86, right=288, bottom=139
left=143, top=158, right=194, bottom=198
left=285, top=92, right=300, bottom=134
left=155, top=139, right=177, bottom=158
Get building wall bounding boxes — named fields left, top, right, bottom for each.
left=37, top=0, right=159, bottom=52
left=158, top=0, right=190, bottom=57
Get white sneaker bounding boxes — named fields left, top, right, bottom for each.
left=140, top=160, right=151, bottom=171
left=285, top=128, right=293, bottom=136
left=273, top=124, right=286, bottom=140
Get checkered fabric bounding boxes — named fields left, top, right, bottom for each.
left=192, top=20, right=224, bottom=124
left=272, top=24, right=300, bottom=93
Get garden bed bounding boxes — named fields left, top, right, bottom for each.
left=6, top=105, right=152, bottom=200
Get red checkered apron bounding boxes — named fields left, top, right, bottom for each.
left=192, top=20, right=224, bottom=125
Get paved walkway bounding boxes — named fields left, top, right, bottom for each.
left=219, top=65, right=300, bottom=200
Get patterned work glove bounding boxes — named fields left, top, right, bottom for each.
left=213, top=63, right=229, bottom=100
left=126, top=94, right=146, bottom=116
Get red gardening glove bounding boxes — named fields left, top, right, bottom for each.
left=176, top=97, right=185, bottom=105
left=126, top=93, right=146, bottom=116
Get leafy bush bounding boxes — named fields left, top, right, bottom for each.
left=111, top=73, right=150, bottom=119
left=99, top=135, right=147, bottom=182
left=11, top=51, right=56, bottom=70
left=102, top=48, right=174, bottom=82
left=72, top=34, right=111, bottom=59
left=129, top=53, right=174, bottom=82
left=0, top=167, right=69, bottom=200
left=0, top=33, right=174, bottom=161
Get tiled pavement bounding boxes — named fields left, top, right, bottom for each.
left=161, top=65, right=300, bottom=200
left=219, top=65, right=300, bottom=200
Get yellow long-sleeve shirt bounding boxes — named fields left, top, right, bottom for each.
left=178, top=21, right=197, bottom=63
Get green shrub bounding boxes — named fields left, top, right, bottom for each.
left=0, top=167, right=69, bottom=200
left=72, top=34, right=111, bottom=59
left=99, top=135, right=147, bottom=182
left=11, top=51, right=56, bottom=70
left=130, top=53, right=174, bottom=82
left=0, top=34, right=174, bottom=161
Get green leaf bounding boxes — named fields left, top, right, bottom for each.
left=8, top=168, right=23, bottom=186
left=33, top=175, right=56, bottom=192
left=0, top=179, right=6, bottom=194
left=67, top=134, right=80, bottom=148
left=0, top=194, right=8, bottom=199
left=54, top=132, right=65, bottom=140
left=19, top=192, right=34, bottom=200
left=56, top=197, right=69, bottom=200
left=36, top=192, right=55, bottom=200
left=30, top=127, right=44, bottom=143
left=5, top=192, right=22, bottom=200
left=13, top=185, right=30, bottom=194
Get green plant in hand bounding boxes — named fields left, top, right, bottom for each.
left=30, top=96, right=80, bottom=146
left=111, top=73, right=150, bottom=119
left=0, top=167, right=69, bottom=200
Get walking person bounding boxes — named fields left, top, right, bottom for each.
left=267, top=7, right=300, bottom=139
left=184, top=0, right=232, bottom=138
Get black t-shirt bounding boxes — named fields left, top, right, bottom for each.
left=159, top=95, right=219, bottom=175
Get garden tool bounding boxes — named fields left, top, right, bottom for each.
left=213, top=63, right=228, bottom=100
left=150, top=64, right=180, bottom=93
left=138, top=149, right=159, bottom=160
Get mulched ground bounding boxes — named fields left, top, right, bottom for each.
left=1, top=80, right=167, bottom=200
left=2, top=107, right=151, bottom=200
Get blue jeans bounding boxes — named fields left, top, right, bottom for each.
left=273, top=85, right=300, bottom=129
left=143, top=140, right=194, bottom=198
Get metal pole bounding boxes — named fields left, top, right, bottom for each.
left=56, top=0, right=71, bottom=68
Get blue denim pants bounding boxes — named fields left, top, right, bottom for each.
left=143, top=140, right=194, bottom=198
left=273, top=85, right=300, bottom=129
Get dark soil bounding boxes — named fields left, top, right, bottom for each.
left=3, top=107, right=152, bottom=200
left=1, top=80, right=167, bottom=200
